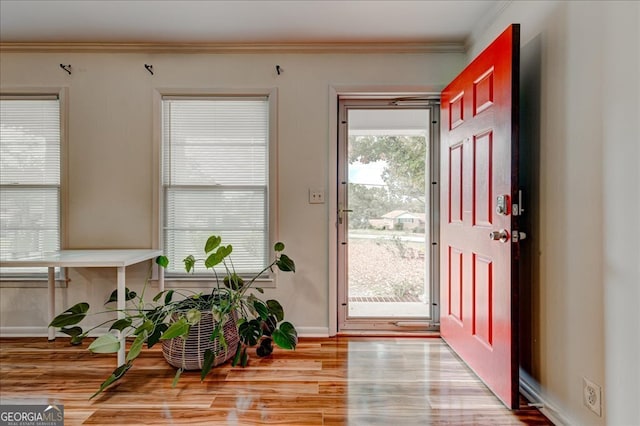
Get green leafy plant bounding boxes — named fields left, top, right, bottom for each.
left=49, top=236, right=297, bottom=398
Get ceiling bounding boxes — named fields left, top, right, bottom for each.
left=0, top=0, right=505, bottom=45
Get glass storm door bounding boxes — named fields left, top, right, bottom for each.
left=337, top=98, right=439, bottom=332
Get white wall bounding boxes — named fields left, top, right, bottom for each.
left=0, top=49, right=464, bottom=335
left=601, top=3, right=640, bottom=426
left=469, top=1, right=640, bottom=425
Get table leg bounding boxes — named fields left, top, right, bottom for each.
left=117, top=266, right=126, bottom=366
left=48, top=267, right=55, bottom=341
left=158, top=262, right=165, bottom=292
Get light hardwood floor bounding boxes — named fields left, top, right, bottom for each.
left=0, top=337, right=551, bottom=425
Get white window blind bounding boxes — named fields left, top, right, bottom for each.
left=0, top=97, right=61, bottom=275
left=162, top=97, right=269, bottom=276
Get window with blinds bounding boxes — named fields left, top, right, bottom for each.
left=0, top=96, right=61, bottom=276
left=162, top=97, right=270, bottom=276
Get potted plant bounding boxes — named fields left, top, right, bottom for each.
left=49, top=235, right=297, bottom=398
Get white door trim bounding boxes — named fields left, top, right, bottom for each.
left=328, top=85, right=441, bottom=335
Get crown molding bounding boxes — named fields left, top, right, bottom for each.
left=0, top=41, right=466, bottom=54
left=465, top=0, right=512, bottom=53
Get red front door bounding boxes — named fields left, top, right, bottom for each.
left=440, top=24, right=520, bottom=408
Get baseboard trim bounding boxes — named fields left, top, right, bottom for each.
left=0, top=326, right=330, bottom=339
left=296, top=327, right=330, bottom=338
left=0, top=326, right=112, bottom=338
left=520, top=371, right=574, bottom=425
left=0, top=326, right=47, bottom=337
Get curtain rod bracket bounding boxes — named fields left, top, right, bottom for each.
left=59, top=64, right=71, bottom=75
left=145, top=64, right=154, bottom=75
left=276, top=65, right=282, bottom=75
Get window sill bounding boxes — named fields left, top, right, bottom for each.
left=0, top=278, right=68, bottom=288
left=162, top=277, right=276, bottom=290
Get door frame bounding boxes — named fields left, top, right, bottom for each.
left=328, top=87, right=441, bottom=335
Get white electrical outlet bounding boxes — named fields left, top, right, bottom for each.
left=583, top=377, right=602, bottom=417
left=309, top=189, right=325, bottom=204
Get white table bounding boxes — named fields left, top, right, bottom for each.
left=0, top=249, right=164, bottom=366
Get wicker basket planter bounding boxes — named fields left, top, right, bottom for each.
left=161, top=311, right=239, bottom=370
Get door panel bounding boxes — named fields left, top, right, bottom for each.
left=440, top=24, right=520, bottom=408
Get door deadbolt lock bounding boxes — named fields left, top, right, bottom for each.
left=496, top=194, right=510, bottom=216
left=489, top=229, right=509, bottom=243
